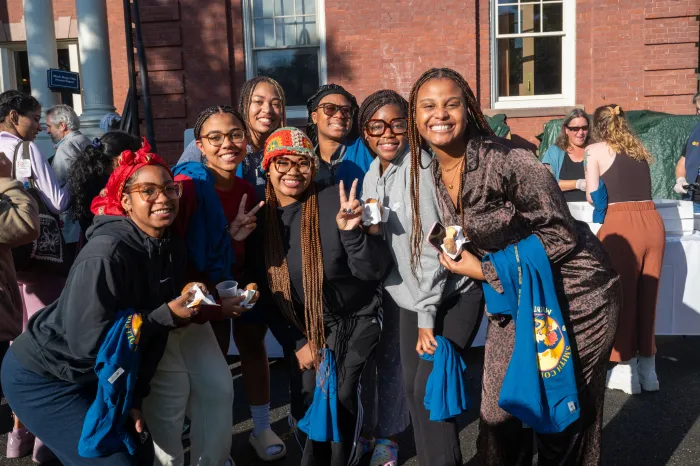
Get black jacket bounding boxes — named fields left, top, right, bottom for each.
left=248, top=183, right=393, bottom=350
left=12, top=216, right=187, bottom=408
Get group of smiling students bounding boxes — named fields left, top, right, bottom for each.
left=2, top=68, right=623, bottom=466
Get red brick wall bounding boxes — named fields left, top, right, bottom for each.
left=7, top=0, right=697, bottom=155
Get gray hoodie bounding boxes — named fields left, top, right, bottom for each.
left=362, top=147, right=474, bottom=328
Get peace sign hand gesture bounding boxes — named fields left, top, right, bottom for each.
left=336, top=179, right=363, bottom=231
left=229, top=193, right=264, bottom=241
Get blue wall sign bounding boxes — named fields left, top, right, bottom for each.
left=47, top=69, right=80, bottom=94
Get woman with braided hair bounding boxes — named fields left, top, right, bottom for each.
left=585, top=105, right=665, bottom=395
left=178, top=93, right=289, bottom=460
left=306, top=84, right=374, bottom=193
left=246, top=127, right=392, bottom=466
left=142, top=105, right=260, bottom=466
left=407, top=68, right=621, bottom=465
left=358, top=89, right=482, bottom=466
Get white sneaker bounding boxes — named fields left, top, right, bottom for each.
left=638, top=355, right=660, bottom=391
left=606, top=358, right=641, bottom=394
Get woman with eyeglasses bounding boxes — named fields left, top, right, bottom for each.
left=541, top=109, right=591, bottom=202
left=246, top=127, right=392, bottom=466
left=145, top=106, right=261, bottom=466
left=358, top=89, right=482, bottom=466
left=1, top=143, right=201, bottom=466
left=306, top=84, right=374, bottom=194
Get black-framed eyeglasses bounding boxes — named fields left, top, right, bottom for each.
left=316, top=103, right=354, bottom=118
left=126, top=182, right=183, bottom=202
left=565, top=125, right=589, bottom=133
left=202, top=129, right=246, bottom=147
left=365, top=118, right=408, bottom=136
left=274, top=157, right=313, bottom=174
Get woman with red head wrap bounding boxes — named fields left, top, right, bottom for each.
left=1, top=141, right=202, bottom=465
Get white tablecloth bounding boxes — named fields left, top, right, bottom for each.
left=655, top=233, right=700, bottom=335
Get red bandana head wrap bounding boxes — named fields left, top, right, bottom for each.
left=90, top=138, right=172, bottom=217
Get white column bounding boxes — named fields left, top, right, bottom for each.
left=68, top=43, right=83, bottom=115
left=0, top=48, right=18, bottom=92
left=75, top=0, right=116, bottom=139
left=23, top=0, right=60, bottom=158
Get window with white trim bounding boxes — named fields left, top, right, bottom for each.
left=243, top=0, right=327, bottom=113
left=491, top=0, right=575, bottom=109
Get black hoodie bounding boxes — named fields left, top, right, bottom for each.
left=11, top=216, right=188, bottom=408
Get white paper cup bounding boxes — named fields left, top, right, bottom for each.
left=216, top=280, right=239, bottom=298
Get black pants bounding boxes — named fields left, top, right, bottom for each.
left=400, top=285, right=484, bottom=466
left=288, top=314, right=381, bottom=466
left=0, top=341, right=9, bottom=397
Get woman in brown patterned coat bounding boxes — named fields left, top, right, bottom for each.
left=406, top=68, right=622, bottom=465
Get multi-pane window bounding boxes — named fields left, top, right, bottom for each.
left=246, top=0, right=323, bottom=107
left=492, top=0, right=574, bottom=109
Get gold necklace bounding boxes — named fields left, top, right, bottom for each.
left=441, top=159, right=463, bottom=173
left=445, top=158, right=464, bottom=190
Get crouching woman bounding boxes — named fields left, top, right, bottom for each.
left=1, top=143, right=196, bottom=465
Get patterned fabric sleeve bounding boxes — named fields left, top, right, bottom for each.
left=503, top=148, right=578, bottom=263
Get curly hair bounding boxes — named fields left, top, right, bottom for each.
left=554, top=108, right=590, bottom=151
left=592, top=104, right=651, bottom=162
left=357, top=89, right=409, bottom=153
left=407, top=68, right=493, bottom=274
left=237, top=76, right=286, bottom=151
left=305, top=84, right=360, bottom=146
left=67, top=131, right=141, bottom=231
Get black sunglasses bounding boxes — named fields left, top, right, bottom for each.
left=316, top=103, right=354, bottom=118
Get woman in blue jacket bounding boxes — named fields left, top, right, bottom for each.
left=541, top=109, right=591, bottom=202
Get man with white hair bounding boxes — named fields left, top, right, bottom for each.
left=45, top=105, right=91, bottom=186
left=45, top=105, right=90, bottom=246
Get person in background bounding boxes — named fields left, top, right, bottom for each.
left=673, top=91, right=700, bottom=212
left=236, top=76, right=286, bottom=202
left=306, top=84, right=374, bottom=193
left=0, top=90, right=70, bottom=463
left=67, top=131, right=142, bottom=236
left=249, top=127, right=392, bottom=466
left=541, top=108, right=591, bottom=202
left=0, top=167, right=39, bottom=394
left=409, top=68, right=620, bottom=465
left=230, top=76, right=289, bottom=461
left=45, top=104, right=91, bottom=253
left=586, top=104, right=665, bottom=395
left=1, top=145, right=195, bottom=466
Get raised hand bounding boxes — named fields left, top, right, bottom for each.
left=229, top=193, right=264, bottom=241
left=336, top=179, right=363, bottom=231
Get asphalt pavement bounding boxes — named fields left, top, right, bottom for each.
left=2, top=335, right=699, bottom=465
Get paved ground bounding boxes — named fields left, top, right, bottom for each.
left=2, top=335, right=699, bottom=465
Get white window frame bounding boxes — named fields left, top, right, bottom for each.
left=242, top=0, right=328, bottom=119
left=490, top=0, right=576, bottom=110
left=0, top=40, right=83, bottom=114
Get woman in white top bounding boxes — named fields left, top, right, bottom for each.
left=0, top=90, right=69, bottom=462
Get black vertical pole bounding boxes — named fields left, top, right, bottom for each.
left=131, top=0, right=156, bottom=151
left=122, top=0, right=140, bottom=137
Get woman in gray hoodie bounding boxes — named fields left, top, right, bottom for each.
left=360, top=90, right=483, bottom=466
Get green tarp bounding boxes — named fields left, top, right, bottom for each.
left=485, top=114, right=511, bottom=138
left=537, top=111, right=700, bottom=199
